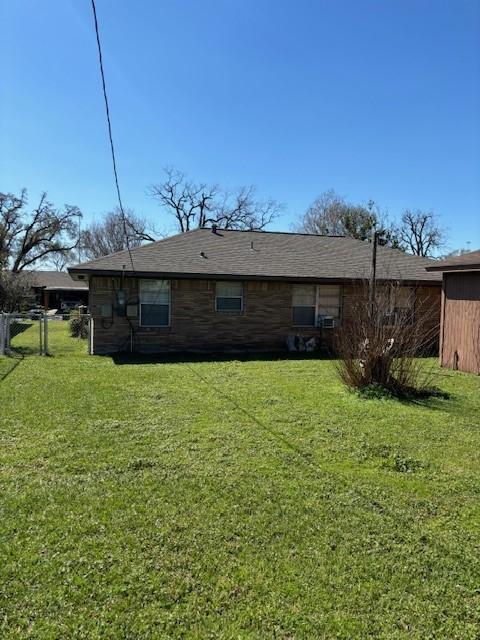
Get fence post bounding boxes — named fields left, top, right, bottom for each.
left=88, top=315, right=93, bottom=355
left=0, top=314, right=5, bottom=356
left=39, top=316, right=44, bottom=355
left=43, top=314, right=49, bottom=356
left=5, top=314, right=11, bottom=353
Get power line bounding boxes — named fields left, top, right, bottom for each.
left=90, top=0, right=134, bottom=271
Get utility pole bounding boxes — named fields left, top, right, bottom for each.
left=77, top=214, right=82, bottom=264
left=369, top=230, right=378, bottom=314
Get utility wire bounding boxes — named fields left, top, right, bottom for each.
left=90, top=0, right=134, bottom=271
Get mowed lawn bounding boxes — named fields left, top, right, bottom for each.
left=1, top=323, right=480, bottom=639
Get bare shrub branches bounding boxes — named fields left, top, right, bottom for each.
left=336, top=282, right=440, bottom=397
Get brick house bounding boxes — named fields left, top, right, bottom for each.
left=68, top=228, right=442, bottom=355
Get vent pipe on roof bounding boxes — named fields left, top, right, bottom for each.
left=212, top=224, right=218, bottom=234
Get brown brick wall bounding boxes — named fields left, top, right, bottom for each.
left=88, top=276, right=440, bottom=354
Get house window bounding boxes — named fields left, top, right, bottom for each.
left=395, top=286, right=415, bottom=312
left=139, top=279, right=170, bottom=326
left=393, top=286, right=415, bottom=323
left=292, top=284, right=342, bottom=327
left=216, top=281, right=243, bottom=312
left=292, top=285, right=316, bottom=326
left=381, top=286, right=415, bottom=325
left=317, top=285, right=342, bottom=322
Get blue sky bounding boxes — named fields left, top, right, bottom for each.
left=1, top=0, right=479, bottom=251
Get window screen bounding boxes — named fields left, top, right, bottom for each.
left=318, top=285, right=341, bottom=319
left=292, top=285, right=316, bottom=326
left=216, top=281, right=243, bottom=312
left=139, top=279, right=170, bottom=326
left=292, top=284, right=342, bottom=326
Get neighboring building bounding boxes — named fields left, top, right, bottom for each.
left=68, top=228, right=442, bottom=355
left=426, top=250, right=480, bottom=374
left=31, top=271, right=89, bottom=311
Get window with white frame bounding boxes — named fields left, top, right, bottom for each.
left=292, top=284, right=342, bottom=326
left=139, top=279, right=170, bottom=326
left=216, top=281, right=243, bottom=312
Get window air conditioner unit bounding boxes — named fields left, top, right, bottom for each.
left=382, top=312, right=397, bottom=326
left=322, top=316, right=335, bottom=329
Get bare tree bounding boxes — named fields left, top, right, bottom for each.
left=294, top=189, right=350, bottom=235
left=0, top=190, right=81, bottom=272
left=395, top=209, right=446, bottom=257
left=294, top=190, right=397, bottom=245
left=213, top=185, right=280, bottom=230
left=80, top=209, right=155, bottom=260
left=148, top=167, right=282, bottom=232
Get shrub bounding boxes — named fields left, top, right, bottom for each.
left=69, top=314, right=88, bottom=339
left=357, top=383, right=395, bottom=400
left=336, top=282, right=441, bottom=398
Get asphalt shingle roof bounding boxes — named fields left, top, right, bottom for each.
left=69, top=228, right=441, bottom=284
left=426, top=250, right=480, bottom=272
left=30, top=271, right=89, bottom=290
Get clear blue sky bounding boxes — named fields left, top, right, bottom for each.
left=1, top=0, right=479, bottom=251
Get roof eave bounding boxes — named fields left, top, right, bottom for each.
left=426, top=264, right=480, bottom=272
left=43, top=286, right=89, bottom=291
left=68, top=267, right=440, bottom=286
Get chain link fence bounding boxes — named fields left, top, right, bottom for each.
left=0, top=312, right=92, bottom=357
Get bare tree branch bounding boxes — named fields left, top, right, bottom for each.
left=293, top=190, right=395, bottom=244
left=395, top=209, right=446, bottom=257
left=0, top=190, right=81, bottom=272
left=148, top=167, right=282, bottom=232
left=80, top=208, right=154, bottom=260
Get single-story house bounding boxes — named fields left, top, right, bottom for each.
left=68, top=228, right=442, bottom=355
left=426, top=250, right=480, bottom=374
left=30, top=271, right=89, bottom=311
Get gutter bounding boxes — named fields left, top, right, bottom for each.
left=68, top=268, right=441, bottom=287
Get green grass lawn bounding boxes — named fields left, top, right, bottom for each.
left=1, top=322, right=480, bottom=639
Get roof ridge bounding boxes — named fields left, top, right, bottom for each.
left=202, top=228, right=347, bottom=238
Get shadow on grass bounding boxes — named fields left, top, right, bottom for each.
left=0, top=353, right=24, bottom=383
left=8, top=345, right=40, bottom=356
left=110, top=350, right=325, bottom=366
left=390, top=393, right=454, bottom=412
